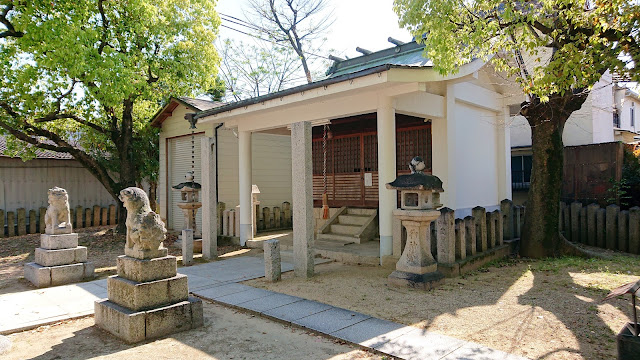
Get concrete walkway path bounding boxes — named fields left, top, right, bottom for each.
left=0, top=255, right=527, bottom=360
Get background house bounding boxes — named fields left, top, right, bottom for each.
left=508, top=74, right=639, bottom=205
left=0, top=136, right=116, bottom=232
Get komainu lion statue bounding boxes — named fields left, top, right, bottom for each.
left=45, top=187, right=72, bottom=234
left=119, top=187, right=166, bottom=254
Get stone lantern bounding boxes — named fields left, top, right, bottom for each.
left=386, top=156, right=444, bottom=290
left=172, top=171, right=202, bottom=238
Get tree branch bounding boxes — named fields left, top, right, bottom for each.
left=0, top=5, right=23, bottom=39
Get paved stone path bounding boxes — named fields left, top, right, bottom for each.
left=0, top=256, right=528, bottom=360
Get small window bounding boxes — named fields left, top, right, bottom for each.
left=508, top=104, right=522, bottom=117
left=631, top=103, right=636, bottom=128
left=511, top=155, right=532, bottom=190
left=614, top=112, right=621, bottom=128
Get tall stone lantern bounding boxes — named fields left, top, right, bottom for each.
left=172, top=171, right=202, bottom=238
left=386, top=156, right=444, bottom=290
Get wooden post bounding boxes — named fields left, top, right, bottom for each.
left=85, top=208, right=93, bottom=227
left=101, top=207, right=108, bottom=226
left=93, top=205, right=101, bottom=227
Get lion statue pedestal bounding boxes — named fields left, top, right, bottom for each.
left=24, top=187, right=94, bottom=287
left=95, top=187, right=203, bottom=343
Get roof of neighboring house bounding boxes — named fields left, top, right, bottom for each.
left=150, top=96, right=224, bottom=127
left=194, top=41, right=436, bottom=120
left=0, top=136, right=74, bottom=160
left=325, top=41, right=431, bottom=78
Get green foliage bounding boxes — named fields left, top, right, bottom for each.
left=394, top=0, right=639, bottom=100
left=0, top=0, right=220, bottom=187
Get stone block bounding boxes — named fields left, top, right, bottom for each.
left=263, top=207, right=272, bottom=230
left=388, top=270, right=444, bottom=291
left=117, top=255, right=177, bottom=282
left=51, top=263, right=87, bottom=286
left=144, top=297, right=203, bottom=340
left=472, top=207, right=487, bottom=252
left=619, top=210, right=629, bottom=252
left=29, top=210, right=37, bottom=234
left=454, top=219, right=466, bottom=260
left=463, top=216, right=476, bottom=256
left=500, top=199, right=514, bottom=240
left=85, top=208, right=92, bottom=227
left=182, top=229, right=194, bottom=266
left=107, top=274, right=189, bottom=311
left=93, top=205, right=101, bottom=227
left=35, top=246, right=87, bottom=266
left=563, top=205, right=571, bottom=241
left=629, top=207, right=640, bottom=254
left=40, top=233, right=79, bottom=250
left=580, top=207, right=587, bottom=244
left=514, top=206, right=523, bottom=238
left=570, top=202, right=581, bottom=243
left=94, top=299, right=146, bottom=343
left=587, top=204, right=599, bottom=246
left=17, top=208, right=26, bottom=236
left=75, top=205, right=84, bottom=228
left=7, top=211, right=15, bottom=237
left=273, top=207, right=281, bottom=228
left=597, top=208, right=606, bottom=248
left=291, top=121, right=314, bottom=278
left=39, top=207, right=47, bottom=233
left=283, top=201, right=292, bottom=228
left=486, top=212, right=496, bottom=249
left=109, top=204, right=117, bottom=226
left=101, top=207, right=108, bottom=226
left=606, top=204, right=620, bottom=250
left=0, top=210, right=4, bottom=238
left=494, top=210, right=503, bottom=246
left=264, top=239, right=281, bottom=282
left=436, top=208, right=455, bottom=264
left=124, top=246, right=168, bottom=260
left=24, top=262, right=51, bottom=287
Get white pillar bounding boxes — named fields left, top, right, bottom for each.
left=291, top=121, right=314, bottom=278
left=238, top=130, right=252, bottom=246
left=377, top=96, right=396, bottom=260
left=498, top=105, right=513, bottom=201
left=432, top=83, right=457, bottom=210
left=201, top=136, right=217, bottom=259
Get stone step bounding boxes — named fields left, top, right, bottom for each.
left=316, top=233, right=357, bottom=243
left=337, top=214, right=369, bottom=226
left=345, top=208, right=377, bottom=216
left=330, top=224, right=361, bottom=235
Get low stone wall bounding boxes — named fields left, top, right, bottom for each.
left=560, top=202, right=640, bottom=254
left=0, top=204, right=118, bottom=238
left=218, top=201, right=294, bottom=237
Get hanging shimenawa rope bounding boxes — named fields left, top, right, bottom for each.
left=322, top=124, right=329, bottom=219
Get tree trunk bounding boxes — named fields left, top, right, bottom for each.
left=520, top=93, right=588, bottom=258
left=520, top=117, right=565, bottom=257
left=148, top=181, right=158, bottom=212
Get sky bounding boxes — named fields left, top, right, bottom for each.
left=215, top=0, right=413, bottom=61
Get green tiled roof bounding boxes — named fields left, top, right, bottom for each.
left=326, top=41, right=432, bottom=78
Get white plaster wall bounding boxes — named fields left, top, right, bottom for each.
left=454, top=102, right=500, bottom=211
left=217, top=129, right=293, bottom=210
left=590, top=74, right=615, bottom=143
left=509, top=116, right=531, bottom=148
left=160, top=105, right=294, bottom=229
left=620, top=97, right=640, bottom=132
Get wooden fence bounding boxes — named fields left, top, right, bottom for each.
left=0, top=204, right=118, bottom=237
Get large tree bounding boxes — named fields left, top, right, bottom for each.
left=217, top=38, right=303, bottom=101
left=246, top=0, right=333, bottom=83
left=0, top=0, right=220, bottom=232
left=394, top=0, right=639, bottom=257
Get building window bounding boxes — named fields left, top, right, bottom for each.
left=512, top=155, right=532, bottom=190
left=614, top=112, right=621, bottom=128
left=632, top=103, right=636, bottom=128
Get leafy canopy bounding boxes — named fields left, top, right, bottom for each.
left=0, top=0, right=221, bottom=184
left=393, top=0, right=639, bottom=101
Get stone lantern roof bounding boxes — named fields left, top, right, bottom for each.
left=386, top=173, right=444, bottom=191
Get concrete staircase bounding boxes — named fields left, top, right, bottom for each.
left=316, top=207, right=378, bottom=244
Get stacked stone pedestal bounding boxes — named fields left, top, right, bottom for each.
left=95, top=249, right=203, bottom=343
left=24, top=233, right=94, bottom=287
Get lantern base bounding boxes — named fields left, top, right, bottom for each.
left=388, top=270, right=444, bottom=291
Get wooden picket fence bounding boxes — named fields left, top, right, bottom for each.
left=0, top=204, right=118, bottom=237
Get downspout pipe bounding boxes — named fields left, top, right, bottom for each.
left=214, top=123, right=223, bottom=204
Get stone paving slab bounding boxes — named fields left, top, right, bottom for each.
left=292, top=307, right=371, bottom=334
left=261, top=299, right=332, bottom=322
left=329, top=317, right=415, bottom=348
left=441, top=343, right=526, bottom=360
left=375, top=329, right=469, bottom=360
left=193, top=283, right=254, bottom=300
left=239, top=293, right=303, bottom=313
left=213, top=287, right=274, bottom=306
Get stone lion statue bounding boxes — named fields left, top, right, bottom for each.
left=119, top=187, right=166, bottom=254
left=45, top=187, right=72, bottom=234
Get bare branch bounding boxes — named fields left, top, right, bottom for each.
left=0, top=4, right=23, bottom=39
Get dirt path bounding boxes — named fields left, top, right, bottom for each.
left=3, top=301, right=383, bottom=360
left=245, top=256, right=640, bottom=360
